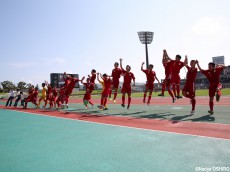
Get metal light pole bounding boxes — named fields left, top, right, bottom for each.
left=137, top=31, right=154, bottom=68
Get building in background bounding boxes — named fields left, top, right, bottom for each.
left=50, top=73, right=80, bottom=89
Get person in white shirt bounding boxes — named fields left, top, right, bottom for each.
left=20, top=92, right=28, bottom=107
left=13, top=89, right=22, bottom=107
left=5, top=89, right=16, bottom=107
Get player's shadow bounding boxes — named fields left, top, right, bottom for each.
left=108, top=111, right=147, bottom=117
left=184, top=115, right=215, bottom=122
left=170, top=114, right=192, bottom=123
left=137, top=112, right=175, bottom=120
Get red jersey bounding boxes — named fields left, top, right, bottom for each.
left=103, top=78, right=113, bottom=91
left=47, top=85, right=52, bottom=94
left=185, top=66, right=197, bottom=84
left=28, top=87, right=35, bottom=95
left=32, top=90, right=38, bottom=98
left=121, top=69, right=135, bottom=85
left=52, top=88, right=58, bottom=97
left=64, top=76, right=70, bottom=88
left=68, top=78, right=79, bottom=91
left=201, top=66, right=223, bottom=85
left=171, top=60, right=184, bottom=74
left=112, top=68, right=122, bottom=81
left=142, top=69, right=156, bottom=83
left=164, top=61, right=172, bottom=77
left=90, top=73, right=96, bottom=84
left=83, top=83, right=94, bottom=93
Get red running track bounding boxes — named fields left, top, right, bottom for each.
left=1, top=105, right=230, bottom=140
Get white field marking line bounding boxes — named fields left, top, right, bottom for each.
left=1, top=106, right=230, bottom=126
left=5, top=109, right=230, bottom=141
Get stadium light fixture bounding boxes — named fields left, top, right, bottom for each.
left=137, top=31, right=154, bottom=68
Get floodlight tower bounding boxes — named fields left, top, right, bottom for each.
left=137, top=31, right=154, bottom=68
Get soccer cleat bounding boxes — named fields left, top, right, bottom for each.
left=121, top=104, right=125, bottom=108
left=190, top=110, right=195, bottom=116
left=147, top=102, right=150, bottom=106
left=113, top=99, right=116, bottom=103
left=66, top=104, right=68, bottom=109
left=109, top=98, right=112, bottom=101
left=208, top=110, right=214, bottom=115
left=127, top=105, right=130, bottom=110
left=97, top=105, right=102, bottom=109
left=172, top=98, right=176, bottom=103
left=158, top=93, right=164, bottom=96
left=85, top=106, right=88, bottom=109
left=103, top=108, right=109, bottom=110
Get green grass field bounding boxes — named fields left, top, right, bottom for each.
left=1, top=88, right=230, bottom=98
left=71, top=88, right=230, bottom=98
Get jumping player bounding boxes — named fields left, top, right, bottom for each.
left=162, top=50, right=176, bottom=103
left=81, top=77, right=94, bottom=109
left=196, top=60, right=225, bottom=114
left=141, top=62, right=160, bottom=105
left=65, top=74, right=84, bottom=108
left=109, top=62, right=122, bottom=102
left=43, top=81, right=52, bottom=108
left=88, top=69, right=96, bottom=90
left=120, top=58, right=135, bottom=109
left=182, top=56, right=197, bottom=115
left=165, top=50, right=186, bottom=99
left=97, top=73, right=112, bottom=110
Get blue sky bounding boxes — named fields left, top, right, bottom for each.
left=0, top=0, right=230, bottom=86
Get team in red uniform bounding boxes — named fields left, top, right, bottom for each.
left=141, top=62, right=160, bottom=105
left=109, top=62, right=122, bottom=102
left=182, top=56, right=197, bottom=115
left=196, top=61, right=225, bottom=114
left=120, top=59, right=135, bottom=109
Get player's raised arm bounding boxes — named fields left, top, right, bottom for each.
left=119, top=58, right=123, bottom=70
left=164, top=50, right=171, bottom=60
left=81, top=77, right=85, bottom=84
left=141, top=62, right=145, bottom=71
left=184, top=55, right=188, bottom=67
left=196, top=60, right=203, bottom=71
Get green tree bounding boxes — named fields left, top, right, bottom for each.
left=36, top=84, right=39, bottom=90
left=1, top=80, right=16, bottom=92
left=17, top=81, right=27, bottom=90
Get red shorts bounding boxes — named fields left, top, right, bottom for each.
left=182, top=82, right=195, bottom=98
left=209, top=83, right=220, bottom=97
left=101, top=90, right=110, bottom=98
left=84, top=93, right=91, bottom=101
left=171, top=74, right=180, bottom=85
left=121, top=84, right=131, bottom=94
left=145, top=82, right=154, bottom=90
left=113, top=80, right=119, bottom=89
left=26, top=96, right=37, bottom=103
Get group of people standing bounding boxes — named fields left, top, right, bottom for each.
left=5, top=49, right=225, bottom=115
